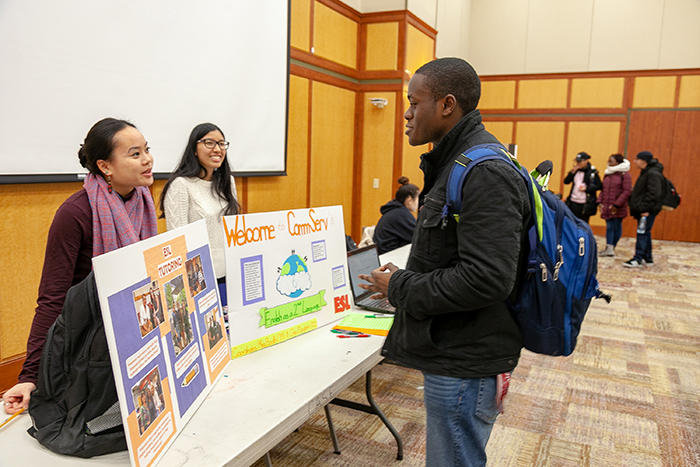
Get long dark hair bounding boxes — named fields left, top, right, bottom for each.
left=159, top=123, right=240, bottom=218
left=78, top=118, right=137, bottom=176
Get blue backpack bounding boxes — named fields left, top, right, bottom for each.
left=444, top=143, right=610, bottom=357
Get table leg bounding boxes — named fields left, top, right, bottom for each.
left=330, top=370, right=404, bottom=460
left=263, top=452, right=272, bottom=467
left=323, top=405, right=341, bottom=454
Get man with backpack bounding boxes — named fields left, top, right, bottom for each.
left=625, top=150, right=665, bottom=268
left=358, top=57, right=531, bottom=467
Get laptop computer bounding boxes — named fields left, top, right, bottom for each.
left=346, top=244, right=396, bottom=314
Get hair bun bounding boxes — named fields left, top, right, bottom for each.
left=397, top=176, right=409, bottom=186
left=78, top=144, right=89, bottom=169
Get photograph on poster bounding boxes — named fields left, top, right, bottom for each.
left=186, top=254, right=207, bottom=298
left=131, top=365, right=166, bottom=436
left=164, top=275, right=195, bottom=357
left=133, top=280, right=165, bottom=338
left=204, top=307, right=224, bottom=350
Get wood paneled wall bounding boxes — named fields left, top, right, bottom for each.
left=480, top=68, right=700, bottom=240
left=0, top=0, right=436, bottom=387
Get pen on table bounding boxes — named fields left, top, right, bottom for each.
left=0, top=407, right=25, bottom=429
left=331, top=329, right=360, bottom=335
left=364, top=314, right=392, bottom=318
left=337, top=334, right=370, bottom=338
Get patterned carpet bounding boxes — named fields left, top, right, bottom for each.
left=252, top=237, right=700, bottom=467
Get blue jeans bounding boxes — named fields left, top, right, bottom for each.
left=423, top=373, right=499, bottom=467
left=605, top=218, right=623, bottom=246
left=633, top=214, right=656, bottom=262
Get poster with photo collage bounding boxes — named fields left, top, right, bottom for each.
left=93, top=220, right=229, bottom=467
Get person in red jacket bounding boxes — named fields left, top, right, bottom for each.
left=597, top=154, right=632, bottom=257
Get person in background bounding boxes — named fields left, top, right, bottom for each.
left=372, top=176, right=419, bottom=255
left=3, top=118, right=157, bottom=414
left=563, top=152, right=602, bottom=223
left=597, top=154, right=632, bottom=257
left=160, top=123, right=241, bottom=307
left=358, top=57, right=530, bottom=467
left=624, top=151, right=665, bottom=268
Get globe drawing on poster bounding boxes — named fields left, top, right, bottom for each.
left=223, top=206, right=353, bottom=358
left=277, top=251, right=310, bottom=298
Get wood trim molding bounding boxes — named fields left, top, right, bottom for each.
left=352, top=91, right=364, bottom=240
left=481, top=68, right=700, bottom=81
left=0, top=356, right=24, bottom=396
left=559, top=121, right=571, bottom=195
left=393, top=90, right=405, bottom=197
left=290, top=63, right=358, bottom=91
left=306, top=79, right=313, bottom=208
left=405, top=11, right=437, bottom=39
left=481, top=108, right=628, bottom=115
left=482, top=115, right=627, bottom=122
left=623, top=76, right=635, bottom=110
left=309, top=0, right=315, bottom=52
left=291, top=48, right=360, bottom=79
left=358, top=22, right=368, bottom=72
left=240, top=178, right=248, bottom=213
left=398, top=20, right=407, bottom=77
left=291, top=63, right=402, bottom=93
left=618, top=117, right=628, bottom=158
left=361, top=11, right=409, bottom=24
left=360, top=70, right=405, bottom=80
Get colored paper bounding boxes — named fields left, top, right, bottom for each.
left=333, top=313, right=394, bottom=336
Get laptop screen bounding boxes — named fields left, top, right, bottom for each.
left=346, top=245, right=381, bottom=301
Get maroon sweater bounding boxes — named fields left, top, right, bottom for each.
left=19, top=189, right=93, bottom=384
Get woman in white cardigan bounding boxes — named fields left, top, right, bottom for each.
left=160, top=123, right=241, bottom=306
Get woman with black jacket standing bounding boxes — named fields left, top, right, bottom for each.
left=564, top=151, right=602, bottom=223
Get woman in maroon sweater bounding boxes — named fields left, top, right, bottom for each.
left=3, top=118, right=158, bottom=414
left=597, top=153, right=632, bottom=257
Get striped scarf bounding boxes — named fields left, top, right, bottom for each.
left=84, top=173, right=158, bottom=257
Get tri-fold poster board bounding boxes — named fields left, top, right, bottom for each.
left=223, top=205, right=353, bottom=357
left=93, top=220, right=229, bottom=467
left=91, top=206, right=353, bottom=467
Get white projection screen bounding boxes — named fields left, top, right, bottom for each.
left=0, top=0, right=289, bottom=183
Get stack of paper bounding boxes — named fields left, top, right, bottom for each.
left=333, top=313, right=394, bottom=337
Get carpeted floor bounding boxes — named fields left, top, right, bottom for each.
left=252, top=237, right=700, bottom=467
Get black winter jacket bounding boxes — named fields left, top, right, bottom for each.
left=382, top=110, right=531, bottom=378
left=629, top=159, right=665, bottom=219
left=373, top=200, right=416, bottom=255
left=563, top=163, right=602, bottom=217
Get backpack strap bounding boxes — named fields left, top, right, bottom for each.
left=444, top=143, right=514, bottom=223
left=444, top=143, right=546, bottom=276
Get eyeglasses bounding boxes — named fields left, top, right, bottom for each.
left=197, top=139, right=230, bottom=150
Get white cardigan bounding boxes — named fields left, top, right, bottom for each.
left=164, top=176, right=238, bottom=278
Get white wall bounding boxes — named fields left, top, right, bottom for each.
left=435, top=0, right=471, bottom=59
left=343, top=0, right=700, bottom=75
left=466, top=0, right=700, bottom=75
